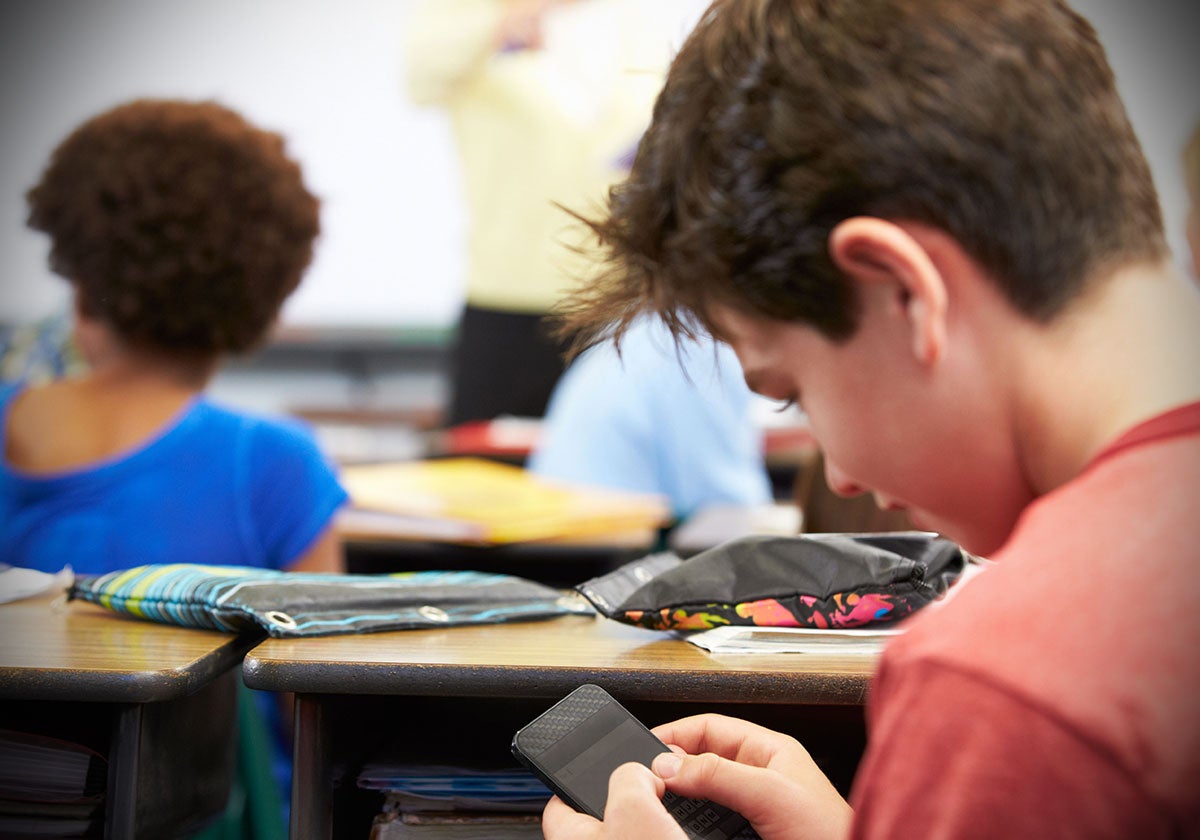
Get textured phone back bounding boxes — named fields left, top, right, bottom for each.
left=515, top=684, right=612, bottom=756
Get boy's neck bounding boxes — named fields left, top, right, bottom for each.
left=1012, top=260, right=1200, bottom=494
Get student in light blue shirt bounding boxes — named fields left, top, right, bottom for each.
left=529, top=315, right=772, bottom=518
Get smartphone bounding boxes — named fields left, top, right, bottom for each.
left=512, top=684, right=759, bottom=840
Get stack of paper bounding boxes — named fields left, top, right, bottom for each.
left=359, top=765, right=549, bottom=839
left=370, top=810, right=542, bottom=838
left=0, top=730, right=107, bottom=837
left=339, top=457, right=671, bottom=544
left=685, top=624, right=906, bottom=655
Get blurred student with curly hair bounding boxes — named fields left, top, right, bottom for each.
left=2, top=98, right=348, bottom=572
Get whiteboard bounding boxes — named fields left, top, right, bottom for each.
left=0, top=0, right=465, bottom=331
left=0, top=0, right=1196, bottom=332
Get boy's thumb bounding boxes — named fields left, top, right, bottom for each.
left=651, top=750, right=775, bottom=826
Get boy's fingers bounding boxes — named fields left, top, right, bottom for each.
left=653, top=751, right=854, bottom=840
left=604, top=762, right=688, bottom=839
left=653, top=713, right=793, bottom=765
left=541, top=795, right=601, bottom=839
left=654, top=751, right=802, bottom=831
left=541, top=764, right=690, bottom=840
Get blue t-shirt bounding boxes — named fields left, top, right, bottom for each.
left=528, top=317, right=772, bottom=518
left=0, top=385, right=348, bottom=573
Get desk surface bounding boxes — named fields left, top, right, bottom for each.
left=0, top=594, right=257, bottom=703
left=244, top=614, right=877, bottom=705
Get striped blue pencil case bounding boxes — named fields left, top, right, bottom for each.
left=69, top=564, right=592, bottom=637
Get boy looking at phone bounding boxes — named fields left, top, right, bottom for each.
left=541, top=0, right=1200, bottom=837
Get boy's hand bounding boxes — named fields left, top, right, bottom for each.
left=542, top=761, right=689, bottom=840
left=650, top=714, right=853, bottom=840
left=540, top=713, right=852, bottom=840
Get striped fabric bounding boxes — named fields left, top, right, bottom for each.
left=69, top=564, right=592, bottom=637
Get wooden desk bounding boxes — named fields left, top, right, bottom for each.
left=0, top=594, right=259, bottom=839
left=244, top=614, right=878, bottom=838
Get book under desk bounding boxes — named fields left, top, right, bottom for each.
left=0, top=593, right=257, bottom=839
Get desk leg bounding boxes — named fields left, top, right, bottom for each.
left=105, top=676, right=237, bottom=839
left=291, top=694, right=331, bottom=840
left=106, top=704, right=142, bottom=839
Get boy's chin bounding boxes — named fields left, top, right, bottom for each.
left=913, top=512, right=1010, bottom=559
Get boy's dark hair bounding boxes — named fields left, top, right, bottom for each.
left=27, top=99, right=320, bottom=357
left=558, top=0, right=1167, bottom=350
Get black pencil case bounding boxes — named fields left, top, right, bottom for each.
left=576, top=532, right=967, bottom=631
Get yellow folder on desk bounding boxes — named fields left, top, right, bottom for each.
left=339, top=458, right=671, bottom=544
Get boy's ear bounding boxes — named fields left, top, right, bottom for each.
left=828, top=217, right=948, bottom=365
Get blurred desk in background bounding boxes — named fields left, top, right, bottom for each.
left=337, top=510, right=659, bottom=589
left=669, top=502, right=802, bottom=557
left=339, top=499, right=805, bottom=587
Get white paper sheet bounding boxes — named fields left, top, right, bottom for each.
left=685, top=623, right=906, bottom=655
left=0, top=564, right=73, bottom=604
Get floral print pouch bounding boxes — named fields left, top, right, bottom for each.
left=576, top=532, right=967, bottom=631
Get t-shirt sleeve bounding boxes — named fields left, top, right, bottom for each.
left=849, top=657, right=1167, bottom=840
left=240, top=416, right=349, bottom=570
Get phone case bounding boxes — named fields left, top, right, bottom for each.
left=512, top=685, right=760, bottom=840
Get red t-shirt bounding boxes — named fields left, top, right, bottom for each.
left=850, top=402, right=1200, bottom=838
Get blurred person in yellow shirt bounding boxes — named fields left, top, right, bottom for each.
left=404, top=0, right=704, bottom=425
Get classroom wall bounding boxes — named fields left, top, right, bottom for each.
left=1, top=0, right=1197, bottom=339
left=1079, top=0, right=1199, bottom=272
left=0, top=0, right=465, bottom=331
